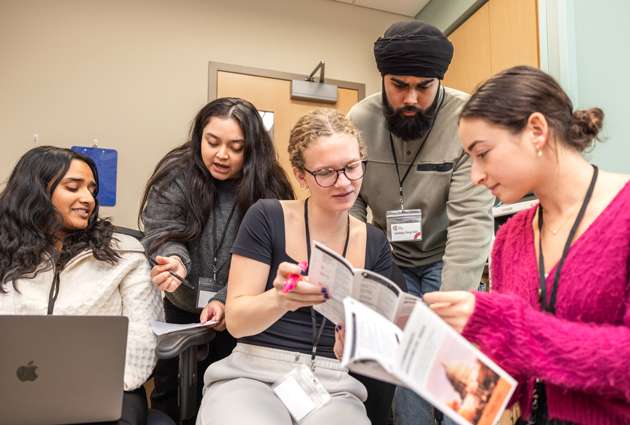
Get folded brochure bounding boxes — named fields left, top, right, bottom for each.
left=341, top=297, right=517, bottom=425
left=309, top=241, right=420, bottom=328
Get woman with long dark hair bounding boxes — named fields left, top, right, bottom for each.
left=425, top=66, right=630, bottom=424
left=0, top=146, right=163, bottom=425
left=195, top=108, right=392, bottom=425
left=139, top=97, right=294, bottom=420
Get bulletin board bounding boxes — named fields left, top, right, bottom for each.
left=71, top=146, right=118, bottom=207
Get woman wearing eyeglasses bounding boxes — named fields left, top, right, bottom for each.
left=194, top=108, right=392, bottom=425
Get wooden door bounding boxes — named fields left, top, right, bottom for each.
left=216, top=71, right=360, bottom=198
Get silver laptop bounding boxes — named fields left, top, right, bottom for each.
left=0, top=315, right=128, bottom=425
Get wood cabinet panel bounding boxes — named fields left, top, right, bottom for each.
left=443, top=0, right=539, bottom=95
left=442, top=3, right=492, bottom=94
left=489, top=0, right=540, bottom=74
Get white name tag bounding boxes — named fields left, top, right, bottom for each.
left=196, top=289, right=217, bottom=309
left=271, top=364, right=331, bottom=423
left=390, top=222, right=422, bottom=241
left=386, top=209, right=423, bottom=242
left=274, top=376, right=317, bottom=421
left=196, top=277, right=222, bottom=309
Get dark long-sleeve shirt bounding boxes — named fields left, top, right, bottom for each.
left=141, top=173, right=240, bottom=313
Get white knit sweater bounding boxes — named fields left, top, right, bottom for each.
left=0, top=233, right=164, bottom=390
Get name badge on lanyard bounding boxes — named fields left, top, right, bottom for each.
left=386, top=209, right=422, bottom=242
left=387, top=85, right=444, bottom=244
left=271, top=364, right=331, bottom=424
left=196, top=277, right=223, bottom=309
left=196, top=200, right=237, bottom=310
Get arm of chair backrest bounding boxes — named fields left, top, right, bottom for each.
left=114, top=226, right=145, bottom=242
left=155, top=327, right=216, bottom=360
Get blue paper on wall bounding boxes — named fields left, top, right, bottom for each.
left=71, top=146, right=118, bottom=207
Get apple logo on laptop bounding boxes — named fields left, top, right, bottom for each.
left=17, top=361, right=38, bottom=382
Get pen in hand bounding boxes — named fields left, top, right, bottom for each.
left=146, top=255, right=194, bottom=289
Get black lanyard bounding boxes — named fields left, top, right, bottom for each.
left=47, top=270, right=61, bottom=315
left=530, top=165, right=597, bottom=424
left=304, top=198, right=349, bottom=372
left=389, top=84, right=445, bottom=211
left=537, top=165, right=598, bottom=314
left=212, top=200, right=237, bottom=281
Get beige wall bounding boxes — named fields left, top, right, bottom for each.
left=0, top=0, right=409, bottom=228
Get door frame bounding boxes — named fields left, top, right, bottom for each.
left=208, top=62, right=366, bottom=102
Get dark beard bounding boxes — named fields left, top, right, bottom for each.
left=381, top=82, right=440, bottom=142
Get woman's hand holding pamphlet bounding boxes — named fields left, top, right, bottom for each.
left=309, top=242, right=517, bottom=425
left=309, top=241, right=420, bottom=328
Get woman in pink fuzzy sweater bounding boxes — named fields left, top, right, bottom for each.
left=424, top=66, right=630, bottom=425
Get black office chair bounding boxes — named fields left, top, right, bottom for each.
left=115, top=227, right=216, bottom=425
left=146, top=408, right=177, bottom=425
left=154, top=327, right=216, bottom=425
left=143, top=326, right=216, bottom=425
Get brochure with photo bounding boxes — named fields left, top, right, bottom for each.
left=341, top=298, right=517, bottom=425
left=309, top=241, right=420, bottom=328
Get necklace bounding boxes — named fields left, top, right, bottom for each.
left=308, top=205, right=348, bottom=247
left=541, top=203, right=580, bottom=235
left=540, top=186, right=590, bottom=235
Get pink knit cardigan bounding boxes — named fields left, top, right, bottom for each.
left=462, top=183, right=630, bottom=425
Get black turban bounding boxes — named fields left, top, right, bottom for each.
left=374, top=21, right=453, bottom=79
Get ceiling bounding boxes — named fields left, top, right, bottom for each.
left=331, top=0, right=431, bottom=18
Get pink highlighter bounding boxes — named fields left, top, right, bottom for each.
left=283, top=261, right=308, bottom=293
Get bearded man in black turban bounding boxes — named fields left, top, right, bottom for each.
left=375, top=20, right=454, bottom=142
left=346, top=21, right=495, bottom=425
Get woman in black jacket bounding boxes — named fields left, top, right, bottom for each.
left=139, top=97, right=294, bottom=421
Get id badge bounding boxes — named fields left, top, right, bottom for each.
left=196, top=277, right=223, bottom=309
left=386, top=209, right=422, bottom=242
left=271, top=364, right=331, bottom=424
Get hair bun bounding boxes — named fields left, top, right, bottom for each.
left=572, top=108, right=604, bottom=136
left=568, top=108, right=604, bottom=151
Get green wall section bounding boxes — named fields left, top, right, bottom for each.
left=416, top=0, right=487, bottom=35
left=574, top=0, right=630, bottom=173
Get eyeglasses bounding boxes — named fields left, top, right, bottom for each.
left=303, top=160, right=368, bottom=188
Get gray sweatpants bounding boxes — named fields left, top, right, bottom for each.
left=196, top=343, right=370, bottom=425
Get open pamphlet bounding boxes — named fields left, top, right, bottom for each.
left=342, top=297, right=517, bottom=425
left=309, top=241, right=420, bottom=328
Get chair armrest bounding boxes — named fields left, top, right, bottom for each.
left=155, top=327, right=216, bottom=360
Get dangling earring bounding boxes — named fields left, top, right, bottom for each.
left=536, top=145, right=542, bottom=157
